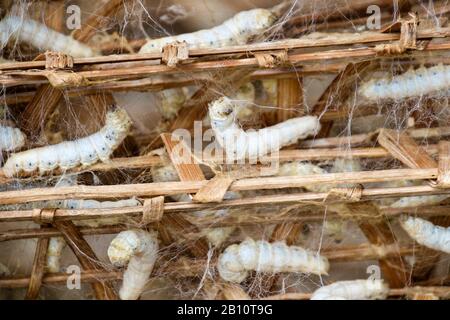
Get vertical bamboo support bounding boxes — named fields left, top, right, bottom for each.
left=54, top=221, right=118, bottom=300
left=276, top=77, right=303, bottom=122
left=25, top=235, right=49, bottom=299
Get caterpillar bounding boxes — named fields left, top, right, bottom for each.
left=359, top=64, right=450, bottom=101
left=0, top=125, right=26, bottom=152
left=390, top=195, right=449, bottom=208
left=217, top=238, right=329, bottom=283
left=310, top=279, right=389, bottom=300
left=0, top=15, right=98, bottom=58
left=151, top=161, right=237, bottom=247
left=209, top=97, right=321, bottom=161
left=108, top=229, right=159, bottom=300
left=400, top=215, right=450, bottom=254
left=139, top=8, right=276, bottom=53
left=2, top=107, right=132, bottom=177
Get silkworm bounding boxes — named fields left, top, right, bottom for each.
left=390, top=195, right=449, bottom=208
left=400, top=215, right=450, bottom=254
left=359, top=64, right=450, bottom=101
left=0, top=125, right=26, bottom=152
left=46, top=237, right=66, bottom=273
left=108, top=229, right=159, bottom=300
left=209, top=97, right=320, bottom=161
left=218, top=238, right=329, bottom=283
left=139, top=8, right=276, bottom=53
left=311, top=279, right=389, bottom=300
left=2, top=107, right=132, bottom=177
left=277, top=161, right=330, bottom=193
left=0, top=15, right=98, bottom=58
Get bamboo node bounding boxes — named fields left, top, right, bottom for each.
left=44, top=51, right=74, bottom=70
left=32, top=208, right=56, bottom=224
left=254, top=50, right=289, bottom=68
left=162, top=41, right=189, bottom=67
left=44, top=70, right=88, bottom=88
left=376, top=12, right=423, bottom=56
left=141, top=196, right=165, bottom=225
left=324, top=185, right=363, bottom=203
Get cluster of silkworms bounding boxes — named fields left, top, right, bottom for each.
left=2, top=107, right=132, bottom=177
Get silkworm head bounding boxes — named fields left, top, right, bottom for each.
left=209, top=97, right=236, bottom=127
left=108, top=230, right=141, bottom=267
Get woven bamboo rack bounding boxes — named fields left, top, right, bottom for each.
left=1, top=0, right=450, bottom=300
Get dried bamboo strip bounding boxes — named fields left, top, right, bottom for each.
left=2, top=184, right=450, bottom=223
left=54, top=221, right=118, bottom=300
left=161, top=132, right=209, bottom=258
left=5, top=38, right=450, bottom=88
left=0, top=168, right=439, bottom=205
left=24, top=234, right=49, bottom=299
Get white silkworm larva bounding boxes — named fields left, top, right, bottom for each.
left=108, top=229, right=159, bottom=300
left=310, top=279, right=389, bottom=300
left=46, top=237, right=66, bottom=273
left=390, top=195, right=449, bottom=208
left=0, top=15, right=98, bottom=58
left=400, top=215, right=450, bottom=254
left=218, top=238, right=329, bottom=283
left=209, top=97, right=321, bottom=161
left=0, top=125, right=26, bottom=152
left=2, top=107, right=132, bottom=177
left=139, top=8, right=276, bottom=53
left=359, top=64, right=450, bottom=101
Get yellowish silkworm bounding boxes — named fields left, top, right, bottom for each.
left=0, top=15, right=98, bottom=58
left=139, top=8, right=276, bottom=53
left=2, top=107, right=132, bottom=177
left=400, top=215, right=450, bottom=254
left=359, top=64, right=450, bottom=101
left=209, top=97, right=320, bottom=161
left=108, top=229, right=159, bottom=300
left=218, top=238, right=329, bottom=283
left=0, top=125, right=26, bottom=152
left=311, top=279, right=389, bottom=300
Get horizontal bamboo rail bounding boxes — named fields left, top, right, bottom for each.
left=0, top=168, right=440, bottom=206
